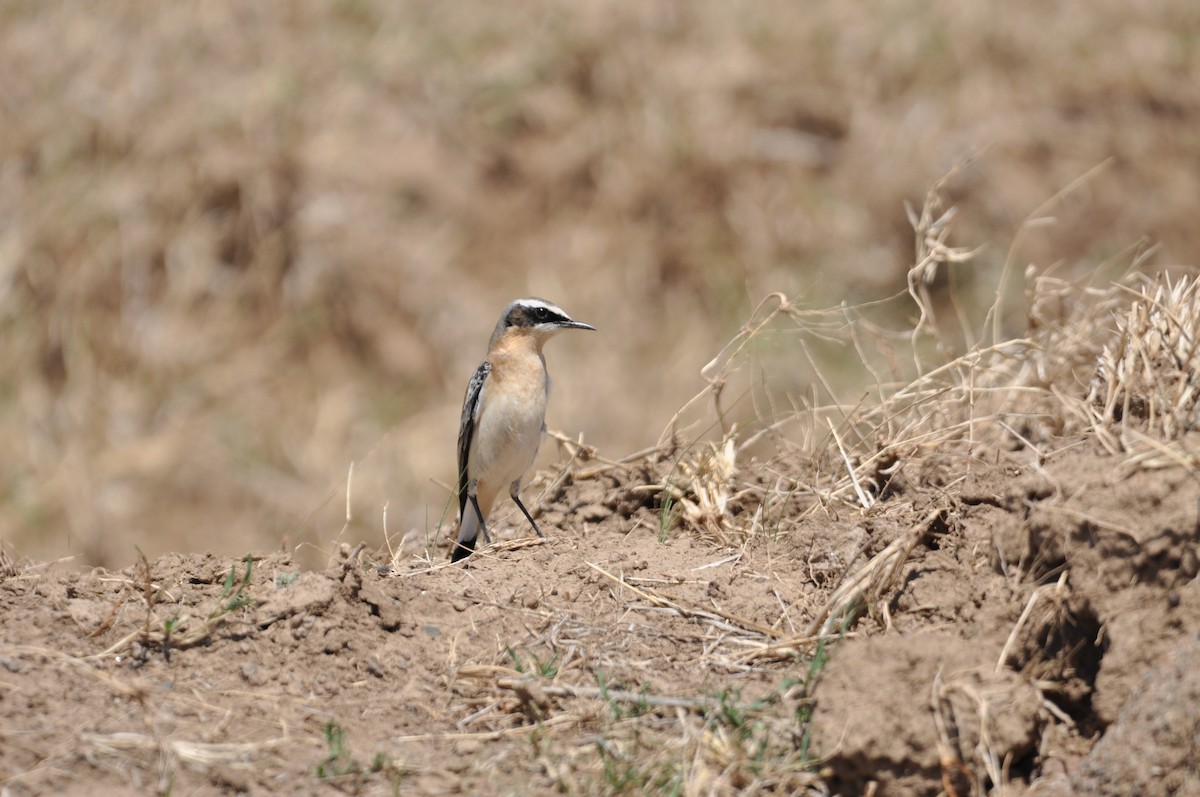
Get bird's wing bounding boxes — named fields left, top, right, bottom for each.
left=457, top=361, right=491, bottom=518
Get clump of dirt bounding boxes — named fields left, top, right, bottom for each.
left=807, top=430, right=1200, bottom=795
left=1072, top=636, right=1200, bottom=797
left=809, top=633, right=1042, bottom=796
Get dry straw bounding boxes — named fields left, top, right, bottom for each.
left=622, top=163, right=1173, bottom=794
left=655, top=160, right=1135, bottom=557
left=1091, top=273, right=1200, bottom=444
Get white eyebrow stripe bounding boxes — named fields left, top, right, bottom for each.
left=514, top=298, right=562, bottom=314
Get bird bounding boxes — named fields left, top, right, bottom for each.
left=450, top=298, right=595, bottom=563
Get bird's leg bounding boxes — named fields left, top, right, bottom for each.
left=469, top=493, right=491, bottom=544
left=510, top=482, right=544, bottom=538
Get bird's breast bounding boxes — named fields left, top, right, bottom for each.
left=469, top=350, right=548, bottom=484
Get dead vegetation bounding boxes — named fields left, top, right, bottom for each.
left=3, top=0, right=1200, bottom=568
left=1091, top=274, right=1200, bottom=442
left=2, top=1, right=1200, bottom=795
left=510, top=175, right=1196, bottom=794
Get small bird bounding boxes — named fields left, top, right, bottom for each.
left=451, top=298, right=595, bottom=562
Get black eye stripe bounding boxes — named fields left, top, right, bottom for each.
left=504, top=302, right=565, bottom=328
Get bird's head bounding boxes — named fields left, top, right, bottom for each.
left=491, top=298, right=595, bottom=349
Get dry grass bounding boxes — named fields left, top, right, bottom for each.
left=0, top=540, right=19, bottom=580
left=654, top=163, right=1143, bottom=548
left=1092, top=274, right=1200, bottom=443
left=588, top=167, right=1196, bottom=793
left=2, top=0, right=1198, bottom=568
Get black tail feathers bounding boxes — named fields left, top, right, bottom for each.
left=450, top=536, right=476, bottom=563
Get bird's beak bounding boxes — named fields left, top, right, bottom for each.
left=561, top=320, right=596, bottom=331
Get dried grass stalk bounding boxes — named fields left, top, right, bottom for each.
left=1092, top=273, right=1200, bottom=441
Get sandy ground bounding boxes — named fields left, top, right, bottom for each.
left=3, top=416, right=1199, bottom=795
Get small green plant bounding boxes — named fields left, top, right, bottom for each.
left=595, top=671, right=651, bottom=720
left=506, top=647, right=559, bottom=678
left=537, top=654, right=560, bottom=678
left=796, top=630, right=834, bottom=767
left=315, top=722, right=405, bottom=793
left=598, top=744, right=646, bottom=794
left=656, top=437, right=699, bottom=543
left=275, top=571, right=300, bottom=588
left=656, top=423, right=728, bottom=543
left=316, top=722, right=355, bottom=779
left=702, top=687, right=773, bottom=774
left=712, top=687, right=751, bottom=740
left=219, top=557, right=254, bottom=611
left=369, top=752, right=397, bottom=776
left=159, top=613, right=181, bottom=661
left=129, top=553, right=256, bottom=660
left=657, top=489, right=681, bottom=543
left=596, top=739, right=683, bottom=797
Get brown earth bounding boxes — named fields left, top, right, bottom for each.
left=3, top=420, right=1199, bottom=795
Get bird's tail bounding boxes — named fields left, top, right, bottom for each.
left=450, top=506, right=481, bottom=562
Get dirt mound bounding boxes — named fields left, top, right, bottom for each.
left=3, top=411, right=1199, bottom=794
left=807, top=432, right=1200, bottom=795
left=1072, top=636, right=1200, bottom=797
left=810, top=633, right=1042, bottom=796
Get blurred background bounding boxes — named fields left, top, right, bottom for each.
left=1, top=0, right=1197, bottom=566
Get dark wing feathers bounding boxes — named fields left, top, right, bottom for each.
left=457, top=361, right=491, bottom=518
